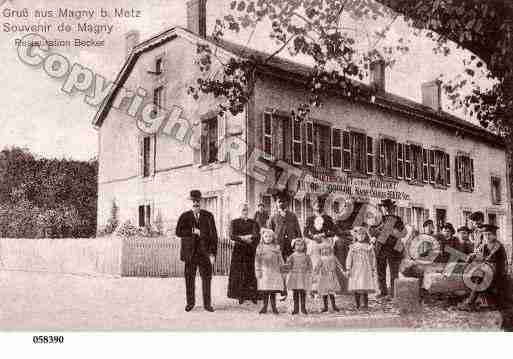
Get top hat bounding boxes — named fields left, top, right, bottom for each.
left=479, top=224, right=499, bottom=234
left=380, top=198, right=396, bottom=209
left=189, top=190, right=202, bottom=200
left=469, top=211, right=484, bottom=222
left=423, top=219, right=434, bottom=227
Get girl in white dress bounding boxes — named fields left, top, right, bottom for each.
left=346, top=226, right=379, bottom=310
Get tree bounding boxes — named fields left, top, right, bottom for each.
left=188, top=0, right=513, bottom=143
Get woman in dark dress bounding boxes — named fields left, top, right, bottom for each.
left=227, top=203, right=260, bottom=304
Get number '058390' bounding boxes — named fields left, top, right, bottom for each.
left=32, top=335, right=64, bottom=344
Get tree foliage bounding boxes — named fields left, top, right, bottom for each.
left=0, top=147, right=97, bottom=238
left=189, top=0, right=513, bottom=144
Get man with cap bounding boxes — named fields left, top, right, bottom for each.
left=459, top=224, right=508, bottom=311
left=268, top=189, right=302, bottom=299
left=369, top=198, right=406, bottom=299
left=254, top=202, right=269, bottom=229
left=456, top=226, right=474, bottom=255
left=175, top=190, right=218, bottom=312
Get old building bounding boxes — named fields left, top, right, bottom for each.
left=93, top=0, right=511, bottom=256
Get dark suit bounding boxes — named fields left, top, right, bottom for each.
left=268, top=210, right=302, bottom=260
left=175, top=209, right=218, bottom=307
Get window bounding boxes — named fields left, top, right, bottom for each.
left=455, top=155, right=474, bottom=191
left=292, top=117, right=302, bottom=165
left=143, top=136, right=151, bottom=177
left=366, top=136, right=374, bottom=175
left=342, top=131, right=351, bottom=171
left=138, top=204, right=151, bottom=228
left=397, top=143, right=404, bottom=179
left=422, top=149, right=429, bottom=183
left=463, top=210, right=472, bottom=227
left=331, top=128, right=342, bottom=169
left=404, top=144, right=411, bottom=180
left=316, top=124, right=331, bottom=168
left=445, top=153, right=451, bottom=185
left=412, top=206, right=424, bottom=232
left=411, top=145, right=423, bottom=182
left=201, top=117, right=218, bottom=165
left=488, top=213, right=497, bottom=227
left=435, top=208, right=446, bottom=233
left=153, top=86, right=163, bottom=108
left=304, top=197, right=313, bottom=218
left=263, top=112, right=273, bottom=160
left=351, top=132, right=366, bottom=173
left=306, top=121, right=314, bottom=166
left=155, top=58, right=163, bottom=75
left=434, top=150, right=447, bottom=186
left=491, top=176, right=502, bottom=204
left=379, top=138, right=396, bottom=178
left=429, top=150, right=435, bottom=184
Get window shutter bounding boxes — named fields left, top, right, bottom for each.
left=331, top=128, right=341, bottom=169
left=366, top=136, right=374, bottom=175
left=151, top=135, right=156, bottom=176
left=445, top=153, right=450, bottom=186
left=397, top=143, right=404, bottom=179
left=379, top=138, right=385, bottom=176
left=429, top=150, right=435, bottom=184
left=422, top=148, right=428, bottom=183
left=217, top=113, right=226, bottom=161
left=470, top=158, right=474, bottom=191
left=404, top=144, right=411, bottom=180
left=342, top=130, right=351, bottom=171
left=455, top=156, right=461, bottom=188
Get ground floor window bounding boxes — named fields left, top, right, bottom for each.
left=138, top=204, right=151, bottom=228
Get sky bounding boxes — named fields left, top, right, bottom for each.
left=0, top=0, right=491, bottom=161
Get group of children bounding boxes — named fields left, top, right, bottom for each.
left=254, top=226, right=378, bottom=315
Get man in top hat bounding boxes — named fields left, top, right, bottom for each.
left=369, top=198, right=406, bottom=299
left=268, top=190, right=302, bottom=299
left=175, top=190, right=218, bottom=312
left=459, top=224, right=508, bottom=311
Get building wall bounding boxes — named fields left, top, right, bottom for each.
left=97, top=35, right=245, bottom=237
left=251, top=74, right=512, bottom=254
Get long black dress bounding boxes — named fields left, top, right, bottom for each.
left=227, top=217, right=260, bottom=301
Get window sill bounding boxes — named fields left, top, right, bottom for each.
left=407, top=180, right=425, bottom=187
left=432, top=183, right=449, bottom=190
left=457, top=187, right=474, bottom=193
left=198, top=161, right=227, bottom=171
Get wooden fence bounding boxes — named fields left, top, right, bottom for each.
left=121, top=236, right=234, bottom=277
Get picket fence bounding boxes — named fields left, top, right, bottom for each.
left=0, top=236, right=235, bottom=277
left=121, top=236, right=234, bottom=277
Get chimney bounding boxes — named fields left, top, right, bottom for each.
left=421, top=80, right=442, bottom=111
left=125, top=30, right=140, bottom=59
left=187, top=0, right=207, bottom=38
left=369, top=58, right=386, bottom=92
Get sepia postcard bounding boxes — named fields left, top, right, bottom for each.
left=1, top=0, right=513, bottom=340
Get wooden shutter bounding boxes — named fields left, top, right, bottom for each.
left=422, top=148, right=429, bottom=183
left=331, top=128, right=341, bottom=169
left=366, top=136, right=374, bottom=175
left=455, top=156, right=461, bottom=188
left=342, top=130, right=351, bottom=171
left=217, top=113, right=226, bottom=161
left=470, top=158, right=475, bottom=191
left=379, top=138, right=385, bottom=176
left=429, top=150, right=435, bottom=184
left=445, top=153, right=451, bottom=186
left=200, top=122, right=208, bottom=165
left=397, top=143, right=404, bottom=179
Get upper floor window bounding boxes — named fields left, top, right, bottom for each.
left=153, top=86, right=164, bottom=111
left=397, top=143, right=404, bottom=179
left=331, top=128, right=342, bottom=169
left=155, top=58, right=163, bottom=75
left=292, top=117, right=302, bottom=165
left=410, top=144, right=423, bottom=182
left=263, top=112, right=273, bottom=160
left=201, top=117, right=218, bottom=165
left=433, top=150, right=450, bottom=186
left=305, top=121, right=314, bottom=166
left=379, top=138, right=397, bottom=178
left=142, top=136, right=153, bottom=178
left=455, top=154, right=474, bottom=191
left=342, top=130, right=351, bottom=171
left=366, top=136, right=374, bottom=175
left=491, top=176, right=502, bottom=204
left=351, top=131, right=366, bottom=174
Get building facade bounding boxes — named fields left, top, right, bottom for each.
left=93, top=3, right=511, bottom=257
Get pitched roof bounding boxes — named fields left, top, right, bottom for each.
left=92, top=26, right=503, bottom=147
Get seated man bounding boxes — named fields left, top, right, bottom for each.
left=458, top=224, right=508, bottom=311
